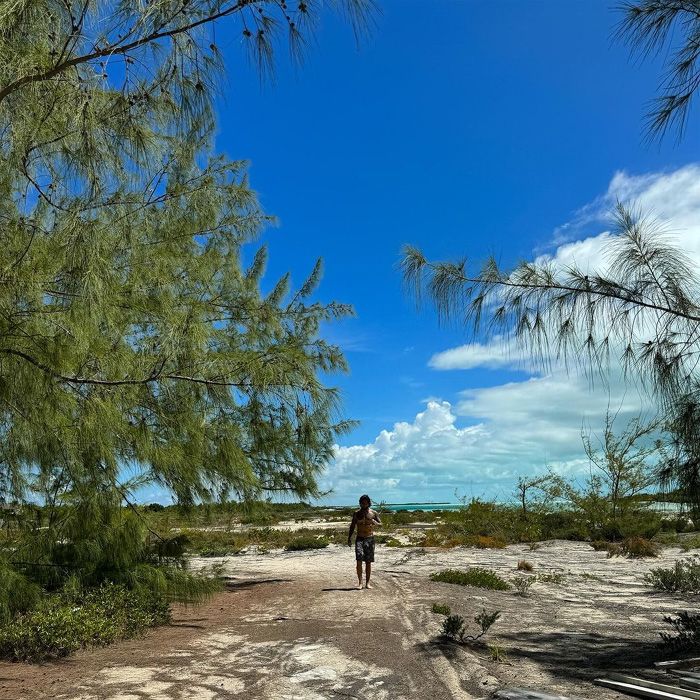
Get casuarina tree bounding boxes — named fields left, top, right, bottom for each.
left=0, top=0, right=373, bottom=604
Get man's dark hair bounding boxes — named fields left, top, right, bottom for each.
left=359, top=494, right=371, bottom=505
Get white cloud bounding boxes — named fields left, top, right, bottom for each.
left=429, top=337, right=535, bottom=372
left=323, top=164, right=700, bottom=505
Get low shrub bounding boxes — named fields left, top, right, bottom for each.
left=284, top=536, right=329, bottom=551
left=431, top=603, right=451, bottom=616
left=441, top=609, right=501, bottom=643
left=605, top=543, right=624, bottom=558
left=0, top=584, right=170, bottom=661
left=517, top=560, right=533, bottom=571
left=660, top=611, right=700, bottom=651
left=535, top=571, right=565, bottom=585
left=645, top=558, right=700, bottom=593
left=621, top=537, right=659, bottom=558
left=680, top=536, right=700, bottom=552
left=590, top=540, right=610, bottom=551
left=430, top=568, right=510, bottom=591
left=513, top=576, right=534, bottom=597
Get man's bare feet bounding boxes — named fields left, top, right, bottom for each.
left=357, top=582, right=363, bottom=590
left=365, top=581, right=373, bottom=589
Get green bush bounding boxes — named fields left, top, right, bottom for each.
left=0, top=583, right=170, bottom=661
left=284, top=536, right=329, bottom=551
left=430, top=568, right=510, bottom=591
left=645, top=558, right=700, bottom=593
left=432, top=603, right=451, bottom=616
left=540, top=511, right=588, bottom=541
left=441, top=609, right=501, bottom=643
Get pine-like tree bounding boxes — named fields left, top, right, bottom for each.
left=0, top=0, right=373, bottom=604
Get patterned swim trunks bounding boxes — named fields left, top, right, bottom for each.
left=355, top=536, right=375, bottom=562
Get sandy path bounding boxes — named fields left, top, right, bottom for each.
left=1, top=541, right=698, bottom=700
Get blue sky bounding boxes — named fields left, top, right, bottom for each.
left=142, top=1, right=700, bottom=505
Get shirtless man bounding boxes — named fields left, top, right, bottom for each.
left=347, top=494, right=381, bottom=589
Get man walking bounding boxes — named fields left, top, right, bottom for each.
left=348, top=494, right=381, bottom=589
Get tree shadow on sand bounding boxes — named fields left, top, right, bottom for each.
left=418, top=630, right=664, bottom=685
left=223, top=578, right=291, bottom=590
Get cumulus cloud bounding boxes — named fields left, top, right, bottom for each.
left=322, top=164, right=700, bottom=505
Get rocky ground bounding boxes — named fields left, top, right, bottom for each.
left=1, top=541, right=698, bottom=700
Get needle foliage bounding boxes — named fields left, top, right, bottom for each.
left=0, top=0, right=373, bottom=614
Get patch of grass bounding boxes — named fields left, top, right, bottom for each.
left=431, top=603, right=451, bottom=616
left=517, top=560, right=533, bottom=571
left=0, top=584, right=170, bottom=662
left=535, top=571, right=565, bottom=585
left=591, top=540, right=610, bottom=551
left=284, top=536, right=329, bottom=551
left=528, top=542, right=542, bottom=551
left=580, top=572, right=604, bottom=582
left=430, top=568, right=511, bottom=591
left=645, top=557, right=700, bottom=593
left=488, top=643, right=508, bottom=662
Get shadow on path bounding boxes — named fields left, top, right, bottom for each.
left=223, top=577, right=291, bottom=590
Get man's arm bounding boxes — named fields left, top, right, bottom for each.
left=372, top=509, right=382, bottom=525
left=347, top=513, right=356, bottom=545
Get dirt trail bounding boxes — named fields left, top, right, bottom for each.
left=0, top=542, right=697, bottom=700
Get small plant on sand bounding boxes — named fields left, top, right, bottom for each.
left=528, top=542, right=542, bottom=551
left=284, top=536, right=329, bottom=551
left=645, top=557, right=700, bottom=593
left=430, top=568, right=510, bottom=591
left=591, top=540, right=610, bottom=551
left=513, top=576, right=534, bottom=597
left=441, top=609, right=501, bottom=644
left=535, top=571, right=565, bottom=585
left=432, top=603, right=451, bottom=616
left=680, top=536, right=700, bottom=552
left=660, top=611, right=700, bottom=651
left=517, top=560, right=533, bottom=571
left=488, top=643, right=508, bottom=662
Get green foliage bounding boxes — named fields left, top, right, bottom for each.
left=680, top=536, right=700, bottom=552
left=441, top=609, right=501, bottom=643
left=645, top=558, right=700, bottom=593
left=284, top=536, right=329, bottom=551
left=660, top=611, right=700, bottom=652
left=431, top=603, right=451, bottom=616
left=488, top=643, right=508, bottom=662
left=0, top=583, right=170, bottom=661
left=430, top=568, right=511, bottom=591
left=0, top=0, right=375, bottom=635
